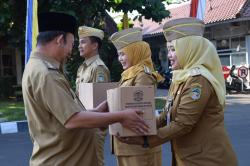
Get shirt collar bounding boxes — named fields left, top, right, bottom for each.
left=30, top=50, right=61, bottom=70
left=83, top=54, right=99, bottom=66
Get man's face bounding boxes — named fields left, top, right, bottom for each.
left=64, top=33, right=75, bottom=58
left=57, top=33, right=74, bottom=61
left=78, top=37, right=96, bottom=59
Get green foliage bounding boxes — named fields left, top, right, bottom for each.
left=0, top=0, right=170, bottom=85
left=165, top=0, right=189, bottom=4
left=0, top=101, right=26, bottom=121
left=117, top=19, right=134, bottom=31
left=110, top=58, right=123, bottom=82
left=64, top=48, right=83, bottom=90
left=0, top=0, right=26, bottom=48
left=38, top=0, right=108, bottom=27
left=108, top=0, right=170, bottom=23
left=155, top=98, right=166, bottom=110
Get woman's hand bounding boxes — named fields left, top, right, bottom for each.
left=116, top=135, right=144, bottom=145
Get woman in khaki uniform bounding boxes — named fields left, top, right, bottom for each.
left=118, top=18, right=238, bottom=166
left=110, top=28, right=164, bottom=166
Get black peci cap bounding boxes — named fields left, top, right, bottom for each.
left=38, top=12, right=77, bottom=35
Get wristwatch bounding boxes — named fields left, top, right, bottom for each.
left=142, top=136, right=149, bottom=148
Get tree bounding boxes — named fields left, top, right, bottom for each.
left=165, top=0, right=189, bottom=4
left=107, top=0, right=170, bottom=29
left=0, top=0, right=172, bottom=86
left=0, top=0, right=26, bottom=48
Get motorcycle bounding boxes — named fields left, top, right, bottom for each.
left=225, top=65, right=248, bottom=94
left=157, top=67, right=172, bottom=89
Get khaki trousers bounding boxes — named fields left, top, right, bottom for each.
left=116, top=151, right=162, bottom=166
left=94, top=129, right=107, bottom=166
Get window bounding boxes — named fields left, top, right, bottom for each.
left=231, top=53, right=246, bottom=66
left=219, top=55, right=230, bottom=66
left=216, top=36, right=247, bottom=66
left=0, top=48, right=16, bottom=77
left=217, top=39, right=230, bottom=50
left=231, top=37, right=245, bottom=49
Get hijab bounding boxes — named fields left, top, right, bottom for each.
left=172, top=36, right=226, bottom=106
left=120, top=41, right=163, bottom=83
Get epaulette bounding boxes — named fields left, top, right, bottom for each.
left=143, top=66, right=152, bottom=75
left=43, top=61, right=59, bottom=71
left=95, top=58, right=105, bottom=66
left=48, top=68, right=59, bottom=71
left=190, top=67, right=201, bottom=76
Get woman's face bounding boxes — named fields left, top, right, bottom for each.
left=118, top=50, right=131, bottom=70
left=167, top=41, right=180, bottom=70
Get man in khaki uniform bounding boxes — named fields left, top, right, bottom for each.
left=118, top=18, right=238, bottom=166
left=76, top=26, right=110, bottom=166
left=22, top=12, right=149, bottom=166
left=76, top=26, right=110, bottom=95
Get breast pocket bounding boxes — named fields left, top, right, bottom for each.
left=82, top=71, right=92, bottom=83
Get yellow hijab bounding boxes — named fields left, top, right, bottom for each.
left=172, top=36, right=226, bottom=106
left=120, top=41, right=163, bottom=82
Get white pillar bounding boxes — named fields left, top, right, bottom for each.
left=245, top=35, right=250, bottom=65
left=244, top=35, right=250, bottom=86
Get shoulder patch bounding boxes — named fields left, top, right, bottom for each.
left=190, top=67, right=201, bottom=76
left=97, top=72, right=105, bottom=82
left=190, top=87, right=201, bottom=100
left=144, top=66, right=152, bottom=74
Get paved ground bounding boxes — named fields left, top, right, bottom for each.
left=0, top=92, right=249, bottom=166
left=156, top=88, right=168, bottom=97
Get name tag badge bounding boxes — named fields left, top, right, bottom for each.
left=166, top=97, right=173, bottom=125
left=167, top=112, right=171, bottom=126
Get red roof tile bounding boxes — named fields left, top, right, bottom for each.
left=204, top=0, right=247, bottom=23
left=134, top=0, right=248, bottom=35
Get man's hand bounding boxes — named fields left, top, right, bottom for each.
left=120, top=109, right=149, bottom=135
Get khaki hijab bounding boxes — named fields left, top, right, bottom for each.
left=120, top=41, right=163, bottom=82
left=172, top=36, right=226, bottom=106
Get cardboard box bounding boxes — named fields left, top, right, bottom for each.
left=79, top=82, right=118, bottom=109
left=107, top=86, right=157, bottom=137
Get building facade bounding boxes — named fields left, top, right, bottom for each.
left=135, top=0, right=250, bottom=86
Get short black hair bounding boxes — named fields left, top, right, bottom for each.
left=89, top=36, right=102, bottom=50
left=37, top=31, right=67, bottom=45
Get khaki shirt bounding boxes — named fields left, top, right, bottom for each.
left=75, top=55, right=110, bottom=95
left=114, top=70, right=161, bottom=156
left=22, top=51, right=98, bottom=166
left=157, top=75, right=237, bottom=166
